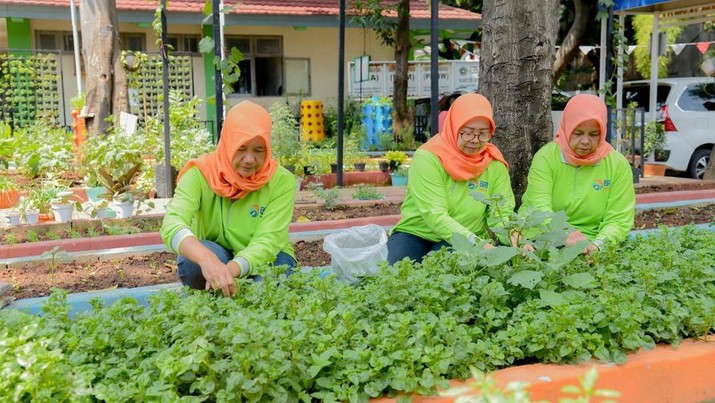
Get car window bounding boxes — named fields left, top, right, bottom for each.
left=622, top=85, right=671, bottom=112
left=677, top=83, right=715, bottom=112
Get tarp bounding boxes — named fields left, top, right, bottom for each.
left=613, top=0, right=673, bottom=11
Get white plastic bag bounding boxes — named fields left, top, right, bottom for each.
left=323, top=224, right=388, bottom=284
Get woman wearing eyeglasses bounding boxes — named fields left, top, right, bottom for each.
left=521, top=94, right=635, bottom=254
left=386, top=93, right=515, bottom=265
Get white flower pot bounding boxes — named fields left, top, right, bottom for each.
left=24, top=211, right=39, bottom=225
left=51, top=203, right=74, bottom=223
left=95, top=207, right=111, bottom=219
left=113, top=201, right=135, bottom=219
left=5, top=212, right=21, bottom=226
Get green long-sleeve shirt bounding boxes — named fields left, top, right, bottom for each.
left=391, top=148, right=515, bottom=242
left=520, top=142, right=635, bottom=244
left=160, top=166, right=296, bottom=275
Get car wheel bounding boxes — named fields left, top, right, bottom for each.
left=688, top=148, right=711, bottom=180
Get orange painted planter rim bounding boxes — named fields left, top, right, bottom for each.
left=372, top=338, right=715, bottom=403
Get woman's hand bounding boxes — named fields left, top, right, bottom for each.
left=200, top=256, right=237, bottom=297
left=509, top=231, right=535, bottom=252
left=566, top=230, right=597, bottom=255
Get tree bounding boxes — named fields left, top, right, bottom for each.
left=79, top=0, right=129, bottom=135
left=553, top=0, right=597, bottom=79
left=479, top=0, right=560, bottom=204
left=352, top=0, right=412, bottom=141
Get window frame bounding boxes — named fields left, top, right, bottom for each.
left=224, top=35, right=286, bottom=97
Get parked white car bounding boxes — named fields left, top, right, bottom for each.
left=622, top=77, right=715, bottom=179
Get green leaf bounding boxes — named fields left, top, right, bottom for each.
left=552, top=241, right=590, bottom=267
left=539, top=289, right=566, bottom=307
left=562, top=272, right=596, bottom=289
left=199, top=37, right=215, bottom=54
left=561, top=384, right=581, bottom=394
left=507, top=270, right=544, bottom=289
left=450, top=233, right=475, bottom=253
left=483, top=246, right=520, bottom=267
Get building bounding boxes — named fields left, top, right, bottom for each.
left=0, top=0, right=481, bottom=129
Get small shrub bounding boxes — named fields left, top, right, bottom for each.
left=352, top=185, right=384, bottom=200
left=308, top=182, right=340, bottom=210
left=26, top=229, right=39, bottom=243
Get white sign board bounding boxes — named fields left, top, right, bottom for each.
left=348, top=59, right=479, bottom=100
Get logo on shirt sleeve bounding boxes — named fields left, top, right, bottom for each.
left=592, top=179, right=611, bottom=191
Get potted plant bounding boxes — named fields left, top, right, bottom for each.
left=643, top=122, right=667, bottom=176
left=15, top=195, right=40, bottom=225
left=4, top=207, right=21, bottom=226
left=81, top=124, right=147, bottom=215
left=384, top=150, right=408, bottom=172
left=84, top=197, right=112, bottom=219
left=389, top=164, right=409, bottom=186
left=50, top=189, right=80, bottom=223
left=0, top=176, right=20, bottom=209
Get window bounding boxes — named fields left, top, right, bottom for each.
left=284, top=58, right=310, bottom=95
left=224, top=36, right=288, bottom=97
left=36, top=31, right=80, bottom=51
left=678, top=83, right=715, bottom=112
left=38, top=33, right=58, bottom=50
left=622, top=85, right=671, bottom=112
left=165, top=35, right=200, bottom=53
left=63, top=34, right=80, bottom=51
left=120, top=34, right=146, bottom=52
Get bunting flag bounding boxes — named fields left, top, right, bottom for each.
left=670, top=44, right=686, bottom=55
left=579, top=45, right=595, bottom=55
left=696, top=42, right=711, bottom=55
left=627, top=45, right=637, bottom=55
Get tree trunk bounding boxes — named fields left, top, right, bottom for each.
left=480, top=0, right=559, bottom=206
left=553, top=0, right=596, bottom=80
left=704, top=148, right=715, bottom=181
left=392, top=0, right=412, bottom=141
left=79, top=0, right=129, bottom=136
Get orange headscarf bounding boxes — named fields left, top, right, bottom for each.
left=421, top=93, right=508, bottom=181
left=555, top=93, right=614, bottom=166
left=178, top=101, right=278, bottom=199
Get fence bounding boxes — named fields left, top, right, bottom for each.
left=0, top=49, right=200, bottom=132
left=612, top=106, right=646, bottom=182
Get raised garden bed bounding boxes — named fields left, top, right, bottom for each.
left=1, top=226, right=714, bottom=401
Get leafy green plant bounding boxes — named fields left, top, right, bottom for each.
left=12, top=117, right=74, bottom=179
left=40, top=246, right=70, bottom=283
left=352, top=185, right=384, bottom=200
left=4, top=233, right=17, bottom=244
left=1, top=225, right=715, bottom=401
left=384, top=150, right=408, bottom=170
left=25, top=229, right=39, bottom=243
left=142, top=90, right=215, bottom=171
left=80, top=122, right=145, bottom=202
left=643, top=122, right=666, bottom=160
left=308, top=182, right=340, bottom=210
left=269, top=101, right=302, bottom=167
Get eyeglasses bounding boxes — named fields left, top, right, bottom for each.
left=458, top=129, right=492, bottom=142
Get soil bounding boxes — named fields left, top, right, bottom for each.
left=2, top=184, right=715, bottom=301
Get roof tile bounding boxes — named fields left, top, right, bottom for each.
left=0, top=0, right=480, bottom=20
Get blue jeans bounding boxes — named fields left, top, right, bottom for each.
left=386, top=231, right=451, bottom=265
left=177, top=240, right=297, bottom=289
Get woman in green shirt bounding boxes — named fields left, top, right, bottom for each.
left=387, top=93, right=515, bottom=265
left=521, top=94, right=635, bottom=254
left=160, top=101, right=296, bottom=297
